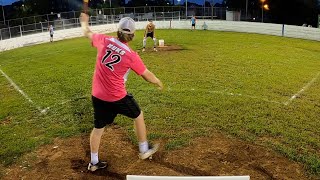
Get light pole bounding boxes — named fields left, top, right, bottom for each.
left=260, top=0, right=265, bottom=22
left=109, top=0, right=111, bottom=8
left=0, top=0, right=5, bottom=25
left=185, top=0, right=187, bottom=19
left=245, top=0, right=248, bottom=20
left=203, top=0, right=205, bottom=17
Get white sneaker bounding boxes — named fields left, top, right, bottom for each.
left=142, top=48, right=145, bottom=52
left=139, top=143, right=159, bottom=160
left=153, top=48, right=158, bottom=52
left=87, top=161, right=108, bottom=172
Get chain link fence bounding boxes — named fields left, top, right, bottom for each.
left=0, top=6, right=227, bottom=41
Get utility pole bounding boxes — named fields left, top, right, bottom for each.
left=246, top=0, right=248, bottom=20
left=204, top=0, right=205, bottom=17
left=0, top=0, right=5, bottom=25
left=261, top=0, right=265, bottom=22
left=185, top=0, right=187, bottom=19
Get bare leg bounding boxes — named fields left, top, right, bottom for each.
left=90, top=128, right=105, bottom=153
left=88, top=127, right=108, bottom=171
left=134, top=111, right=147, bottom=142
left=134, top=111, right=160, bottom=159
left=153, top=37, right=157, bottom=51
left=142, top=38, right=146, bottom=51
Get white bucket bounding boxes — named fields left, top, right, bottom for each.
left=158, top=39, right=164, bottom=47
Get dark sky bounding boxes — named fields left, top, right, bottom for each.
left=1, top=0, right=18, bottom=5
left=1, top=0, right=223, bottom=6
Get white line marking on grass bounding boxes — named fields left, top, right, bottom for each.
left=166, top=87, right=282, bottom=105
left=0, top=67, right=47, bottom=114
left=207, top=90, right=283, bottom=105
left=284, top=72, right=320, bottom=106
left=45, top=95, right=90, bottom=110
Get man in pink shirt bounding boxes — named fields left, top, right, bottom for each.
left=80, top=13, right=164, bottom=172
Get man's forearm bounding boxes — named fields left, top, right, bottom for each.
left=81, top=21, right=93, bottom=39
left=141, top=69, right=163, bottom=90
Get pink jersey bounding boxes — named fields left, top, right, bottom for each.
left=91, top=33, right=146, bottom=102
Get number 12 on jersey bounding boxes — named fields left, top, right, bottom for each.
left=101, top=50, right=122, bottom=71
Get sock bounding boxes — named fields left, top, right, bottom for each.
left=91, top=152, right=99, bottom=165
left=143, top=38, right=146, bottom=47
left=139, top=141, right=149, bottom=153
left=153, top=38, right=157, bottom=46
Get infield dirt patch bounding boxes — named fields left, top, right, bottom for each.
left=2, top=124, right=313, bottom=180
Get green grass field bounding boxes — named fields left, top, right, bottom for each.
left=0, top=29, right=320, bottom=176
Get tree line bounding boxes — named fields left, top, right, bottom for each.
left=1, top=0, right=319, bottom=27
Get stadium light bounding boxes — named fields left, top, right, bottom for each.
left=0, top=0, right=5, bottom=25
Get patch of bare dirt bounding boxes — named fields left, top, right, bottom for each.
left=1, top=116, right=12, bottom=126
left=2, top=125, right=314, bottom=180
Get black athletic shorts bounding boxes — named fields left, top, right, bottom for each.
left=146, top=32, right=154, bottom=38
left=92, top=94, right=141, bottom=128
left=192, top=23, right=196, bottom=27
left=50, top=34, right=53, bottom=37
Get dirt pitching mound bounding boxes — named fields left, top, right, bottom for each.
left=3, top=125, right=312, bottom=180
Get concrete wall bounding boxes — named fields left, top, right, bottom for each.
left=0, top=20, right=319, bottom=52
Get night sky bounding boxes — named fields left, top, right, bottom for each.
left=1, top=0, right=224, bottom=6
left=1, top=0, right=18, bottom=5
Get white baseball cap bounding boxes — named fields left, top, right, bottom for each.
left=118, top=17, right=135, bottom=34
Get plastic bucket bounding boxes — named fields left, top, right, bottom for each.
left=158, top=39, right=164, bottom=47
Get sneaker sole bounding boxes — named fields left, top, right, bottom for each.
left=87, top=163, right=107, bottom=172
left=139, top=143, right=160, bottom=160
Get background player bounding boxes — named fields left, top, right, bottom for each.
left=191, top=15, right=196, bottom=30
left=48, top=25, right=54, bottom=42
left=143, top=20, right=157, bottom=52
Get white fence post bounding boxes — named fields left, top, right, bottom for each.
left=34, top=16, right=37, bottom=31
left=20, top=25, right=23, bottom=37
left=41, top=22, right=43, bottom=32
left=9, top=27, right=11, bottom=38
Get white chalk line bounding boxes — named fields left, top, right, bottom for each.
left=142, top=87, right=282, bottom=105
left=206, top=90, right=283, bottom=105
left=0, top=67, right=48, bottom=114
left=34, top=84, right=288, bottom=113
left=284, top=72, right=320, bottom=106
left=44, top=94, right=91, bottom=111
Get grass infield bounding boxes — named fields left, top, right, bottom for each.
left=0, top=29, right=319, bottom=176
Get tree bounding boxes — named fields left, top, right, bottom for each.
left=226, top=0, right=319, bottom=26
left=269, top=0, right=319, bottom=26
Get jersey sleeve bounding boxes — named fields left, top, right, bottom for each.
left=130, top=52, right=147, bottom=75
left=91, top=34, right=107, bottom=49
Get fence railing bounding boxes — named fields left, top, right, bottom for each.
left=0, top=11, right=184, bottom=40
